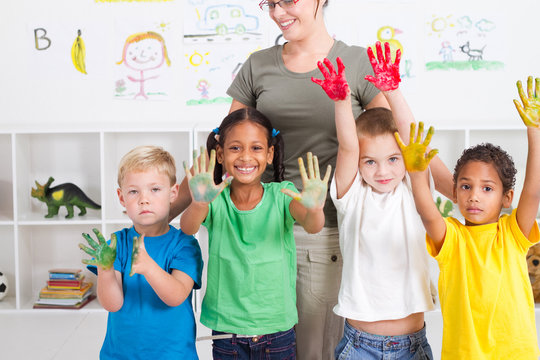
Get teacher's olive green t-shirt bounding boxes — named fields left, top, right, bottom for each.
left=227, top=40, right=379, bottom=227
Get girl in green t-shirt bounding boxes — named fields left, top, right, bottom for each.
left=181, top=107, right=331, bottom=359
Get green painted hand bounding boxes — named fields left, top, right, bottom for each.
left=281, top=152, right=332, bottom=209
left=79, top=228, right=117, bottom=270
left=514, top=76, right=540, bottom=128
left=184, top=147, right=232, bottom=204
left=394, top=122, right=438, bottom=172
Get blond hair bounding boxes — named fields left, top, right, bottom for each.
left=117, top=145, right=176, bottom=187
left=116, top=31, right=171, bottom=66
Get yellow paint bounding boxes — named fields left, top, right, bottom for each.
left=185, top=51, right=210, bottom=70
left=52, top=190, right=64, bottom=201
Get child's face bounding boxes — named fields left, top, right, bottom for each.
left=117, top=168, right=178, bottom=235
left=124, top=38, right=165, bottom=71
left=453, top=161, right=513, bottom=226
left=217, top=121, right=274, bottom=186
left=358, top=133, right=406, bottom=194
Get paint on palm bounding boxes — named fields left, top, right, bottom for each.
left=184, top=0, right=267, bottom=44
left=425, top=13, right=505, bottom=71
left=114, top=21, right=174, bottom=101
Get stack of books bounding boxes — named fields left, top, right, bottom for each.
left=33, top=269, right=95, bottom=309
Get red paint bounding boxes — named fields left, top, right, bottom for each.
left=365, top=41, right=401, bottom=91
left=311, top=57, right=349, bottom=101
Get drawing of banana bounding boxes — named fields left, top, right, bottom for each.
left=71, top=29, right=87, bottom=74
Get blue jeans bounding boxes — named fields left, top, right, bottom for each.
left=212, top=327, right=296, bottom=360
left=335, top=321, right=433, bottom=360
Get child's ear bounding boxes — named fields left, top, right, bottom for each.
left=452, top=185, right=458, bottom=203
left=117, top=188, right=126, bottom=207
left=169, top=183, right=179, bottom=203
left=502, top=188, right=514, bottom=208
left=267, top=145, right=274, bottom=165
left=216, top=145, right=223, bottom=164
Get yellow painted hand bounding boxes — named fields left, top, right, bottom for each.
left=394, top=122, right=438, bottom=172
left=514, top=76, right=540, bottom=128
left=79, top=228, right=117, bottom=270
left=281, top=152, right=332, bottom=209
left=183, top=147, right=232, bottom=204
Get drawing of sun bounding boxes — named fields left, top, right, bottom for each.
left=427, top=15, right=455, bottom=37
left=185, top=50, right=210, bottom=71
left=156, top=21, right=171, bottom=33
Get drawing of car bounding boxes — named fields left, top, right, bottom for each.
left=198, top=4, right=259, bottom=35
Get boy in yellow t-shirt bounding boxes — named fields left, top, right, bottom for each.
left=397, top=76, right=540, bottom=359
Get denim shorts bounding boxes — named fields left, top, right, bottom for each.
left=335, top=321, right=433, bottom=360
left=212, top=327, right=296, bottom=360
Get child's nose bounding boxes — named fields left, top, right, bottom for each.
left=139, top=192, right=150, bottom=204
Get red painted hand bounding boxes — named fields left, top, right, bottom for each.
left=311, top=57, right=349, bottom=101
left=365, top=41, right=401, bottom=91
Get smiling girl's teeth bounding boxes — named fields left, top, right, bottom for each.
left=281, top=20, right=294, bottom=27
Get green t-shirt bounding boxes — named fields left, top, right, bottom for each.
left=200, top=181, right=298, bottom=335
left=227, top=40, right=380, bottom=227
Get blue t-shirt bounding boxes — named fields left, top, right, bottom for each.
left=96, top=226, right=203, bottom=360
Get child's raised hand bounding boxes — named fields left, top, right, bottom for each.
left=311, top=57, right=349, bottom=101
left=514, top=76, right=540, bottom=128
left=183, top=147, right=232, bottom=204
left=282, top=152, right=332, bottom=209
left=79, top=228, right=117, bottom=270
left=394, top=122, right=438, bottom=172
left=365, top=41, right=401, bottom=91
left=129, top=234, right=152, bottom=276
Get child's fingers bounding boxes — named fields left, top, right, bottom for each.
left=200, top=146, right=206, bottom=173
left=367, top=47, right=378, bottom=69
left=81, top=258, right=97, bottom=266
left=517, top=80, right=529, bottom=108
left=384, top=42, right=392, bottom=64
left=207, top=149, right=216, bottom=175
left=317, top=60, right=330, bottom=79
left=375, top=41, right=384, bottom=64
left=426, top=149, right=439, bottom=163
left=79, top=243, right=96, bottom=257
left=364, top=75, right=377, bottom=84
left=82, top=232, right=99, bottom=249
left=416, top=122, right=425, bottom=144
left=423, top=126, right=435, bottom=146
left=93, top=228, right=107, bottom=245
left=394, top=48, right=402, bottom=68
left=323, top=58, right=336, bottom=76
left=313, top=154, right=320, bottom=179
left=336, top=57, right=345, bottom=76
left=183, top=161, right=192, bottom=181
left=110, top=233, right=117, bottom=251
left=322, top=165, right=332, bottom=184
left=535, top=77, right=540, bottom=98
left=298, top=157, right=308, bottom=185
left=408, top=122, right=416, bottom=145
left=527, top=76, right=534, bottom=99
left=394, top=132, right=407, bottom=152
left=307, top=152, right=315, bottom=179
left=281, top=188, right=301, bottom=201
left=192, top=149, right=199, bottom=175
left=311, top=77, right=324, bottom=87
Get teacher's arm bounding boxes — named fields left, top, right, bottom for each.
left=229, top=99, right=249, bottom=114
left=364, top=92, right=390, bottom=109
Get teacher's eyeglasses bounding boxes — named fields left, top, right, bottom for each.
left=259, top=0, right=299, bottom=12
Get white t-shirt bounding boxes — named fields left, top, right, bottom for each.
left=330, top=171, right=436, bottom=321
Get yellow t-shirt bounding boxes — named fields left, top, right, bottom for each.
left=427, top=209, right=540, bottom=359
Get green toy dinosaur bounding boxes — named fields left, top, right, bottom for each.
left=31, top=177, right=101, bottom=218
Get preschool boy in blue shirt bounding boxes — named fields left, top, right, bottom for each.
left=80, top=145, right=203, bottom=360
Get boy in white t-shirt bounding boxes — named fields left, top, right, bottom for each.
left=311, top=42, right=453, bottom=359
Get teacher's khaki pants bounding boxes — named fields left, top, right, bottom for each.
left=294, top=226, right=344, bottom=360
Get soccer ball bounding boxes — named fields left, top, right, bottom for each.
left=0, top=271, right=8, bottom=301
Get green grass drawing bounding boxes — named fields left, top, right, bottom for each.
left=426, top=61, right=504, bottom=71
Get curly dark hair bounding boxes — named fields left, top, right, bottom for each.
left=453, top=143, right=516, bottom=194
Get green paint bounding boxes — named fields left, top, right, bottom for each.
left=186, top=97, right=233, bottom=106
left=425, top=61, right=504, bottom=71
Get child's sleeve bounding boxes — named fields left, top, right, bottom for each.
left=170, top=232, right=203, bottom=290
left=426, top=218, right=455, bottom=263
left=330, top=171, right=362, bottom=211
left=282, top=181, right=298, bottom=226
left=508, top=208, right=540, bottom=253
